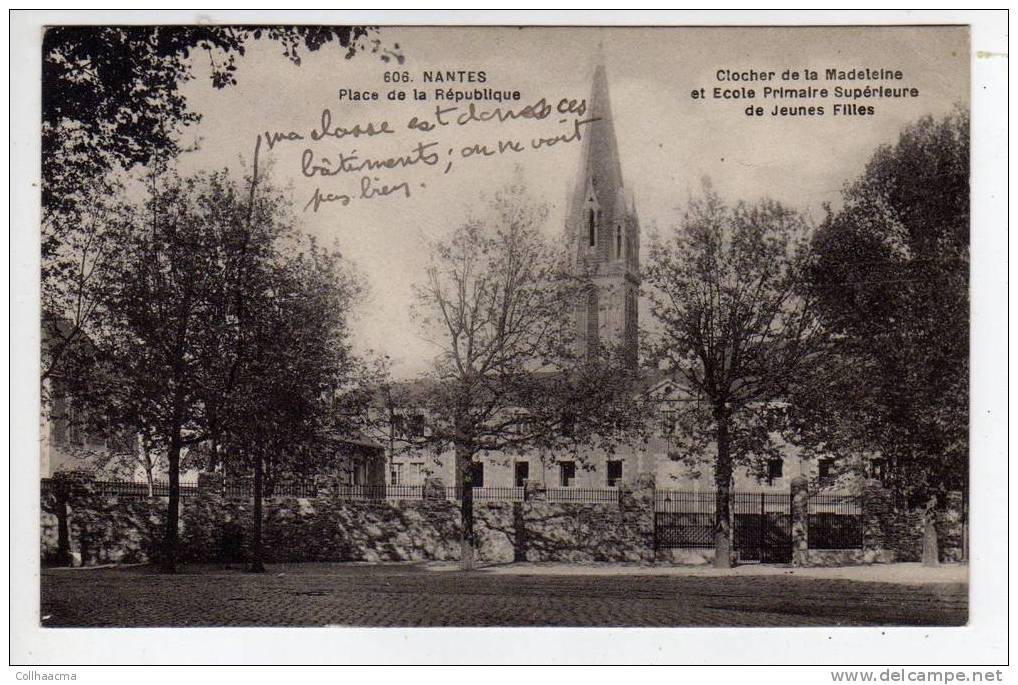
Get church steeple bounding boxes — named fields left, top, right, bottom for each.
left=566, top=58, right=640, bottom=368
left=569, top=63, right=625, bottom=228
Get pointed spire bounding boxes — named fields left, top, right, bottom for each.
left=570, top=59, right=625, bottom=227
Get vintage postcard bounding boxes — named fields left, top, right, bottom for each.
left=11, top=11, right=1009, bottom=668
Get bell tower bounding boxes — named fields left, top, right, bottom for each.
left=566, top=61, right=640, bottom=368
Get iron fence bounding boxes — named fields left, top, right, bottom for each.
left=544, top=487, right=619, bottom=504
left=332, top=484, right=424, bottom=501
left=808, top=493, right=863, bottom=549
left=42, top=477, right=319, bottom=499
left=469, top=486, right=526, bottom=503
left=438, top=486, right=611, bottom=503
left=211, top=480, right=320, bottom=498
left=439, top=486, right=527, bottom=502
left=654, top=490, right=793, bottom=562
left=654, top=491, right=714, bottom=547
left=80, top=479, right=201, bottom=498
left=41, top=478, right=608, bottom=504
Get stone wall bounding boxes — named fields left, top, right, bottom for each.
left=859, top=484, right=965, bottom=563
left=39, top=475, right=965, bottom=567
left=42, top=478, right=164, bottom=566
left=40, top=474, right=657, bottom=567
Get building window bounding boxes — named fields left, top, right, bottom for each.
left=470, top=461, right=484, bottom=488
left=559, top=461, right=576, bottom=487
left=514, top=461, right=529, bottom=487
left=560, top=409, right=576, bottom=437
left=818, top=458, right=834, bottom=485
left=67, top=402, right=84, bottom=446
left=607, top=460, right=623, bottom=487
left=870, top=458, right=887, bottom=482
left=660, top=409, right=676, bottom=435
left=587, top=208, right=596, bottom=247
left=409, top=462, right=424, bottom=483
left=390, top=463, right=404, bottom=486
left=766, top=458, right=783, bottom=485
left=616, top=225, right=623, bottom=259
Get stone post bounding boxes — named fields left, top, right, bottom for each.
left=622, top=472, right=656, bottom=563
left=197, top=471, right=223, bottom=496
left=860, top=480, right=894, bottom=557
left=524, top=480, right=546, bottom=502
left=422, top=476, right=446, bottom=503
left=790, top=475, right=809, bottom=567
left=519, top=481, right=546, bottom=562
left=315, top=475, right=334, bottom=498
left=512, top=499, right=527, bottom=562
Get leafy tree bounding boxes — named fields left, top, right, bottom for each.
left=800, top=110, right=969, bottom=564
left=41, top=25, right=399, bottom=384
left=42, top=26, right=398, bottom=208
left=347, top=354, right=426, bottom=477
left=39, top=25, right=391, bottom=570
left=646, top=183, right=825, bottom=568
left=52, top=164, right=361, bottom=574
left=78, top=168, right=296, bottom=571
left=41, top=176, right=124, bottom=385
left=412, top=179, right=643, bottom=570
left=219, top=232, right=360, bottom=572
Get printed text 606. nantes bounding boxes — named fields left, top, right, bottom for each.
left=382, top=70, right=489, bottom=84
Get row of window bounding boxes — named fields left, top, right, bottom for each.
left=389, top=459, right=626, bottom=488
left=389, top=456, right=886, bottom=488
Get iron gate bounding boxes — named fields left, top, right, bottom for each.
left=655, top=491, right=792, bottom=563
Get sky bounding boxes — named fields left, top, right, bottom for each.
left=174, top=25, right=969, bottom=377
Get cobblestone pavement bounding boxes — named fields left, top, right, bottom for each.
left=40, top=563, right=968, bottom=627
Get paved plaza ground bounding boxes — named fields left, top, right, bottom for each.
left=40, top=562, right=968, bottom=628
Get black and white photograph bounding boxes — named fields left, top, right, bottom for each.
left=8, top=10, right=1009, bottom=670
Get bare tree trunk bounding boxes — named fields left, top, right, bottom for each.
left=249, top=453, right=266, bottom=573
left=713, top=403, right=734, bottom=569
left=54, top=482, right=72, bottom=567
left=456, top=444, right=475, bottom=571
left=161, top=427, right=181, bottom=573
left=143, top=445, right=156, bottom=498
left=137, top=432, right=156, bottom=497
left=922, top=495, right=939, bottom=567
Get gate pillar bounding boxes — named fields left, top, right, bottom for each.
left=791, top=476, right=809, bottom=567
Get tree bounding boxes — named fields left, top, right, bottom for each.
left=41, top=176, right=124, bottom=385
left=42, top=26, right=398, bottom=209
left=41, top=25, right=400, bottom=384
left=412, top=179, right=642, bottom=570
left=347, top=354, right=424, bottom=477
left=83, top=168, right=296, bottom=571
left=41, top=25, right=398, bottom=570
left=50, top=301, right=172, bottom=496
left=645, top=183, right=825, bottom=568
left=802, top=110, right=969, bottom=565
left=221, top=233, right=360, bottom=572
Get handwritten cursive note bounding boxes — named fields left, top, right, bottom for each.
left=257, top=96, right=596, bottom=213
